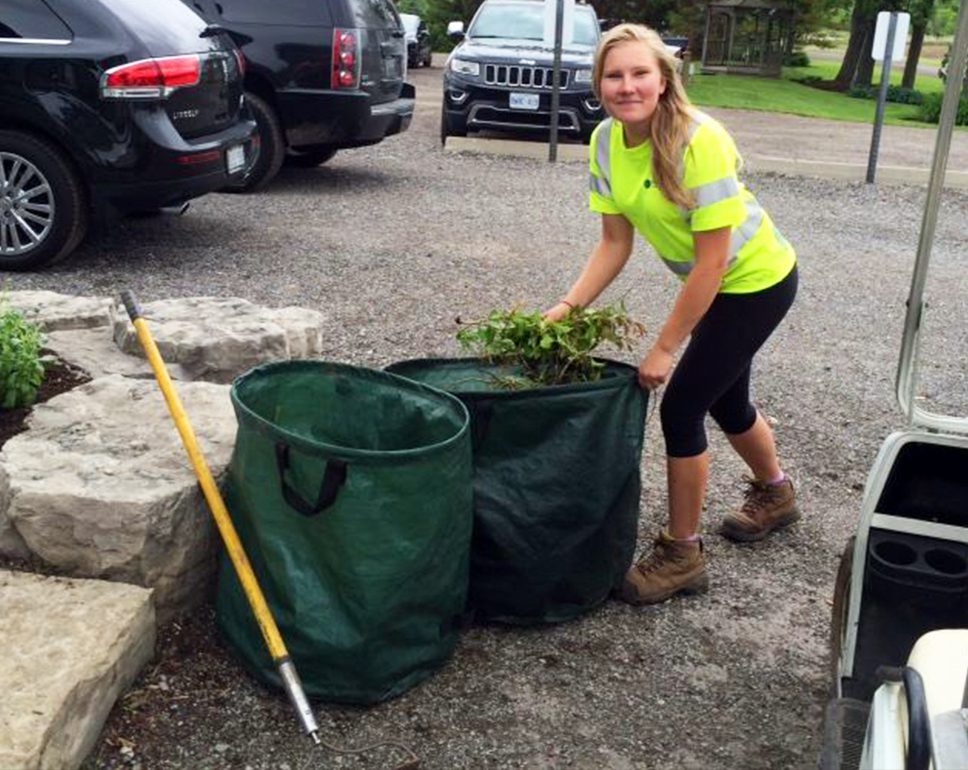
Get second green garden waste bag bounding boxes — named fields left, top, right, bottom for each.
left=385, top=358, right=648, bottom=624
left=215, top=361, right=473, bottom=704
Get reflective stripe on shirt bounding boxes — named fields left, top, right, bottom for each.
left=594, top=117, right=614, bottom=190
left=660, top=198, right=762, bottom=277
left=691, top=177, right=740, bottom=208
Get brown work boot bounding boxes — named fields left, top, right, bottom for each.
left=619, top=531, right=709, bottom=605
left=720, top=475, right=800, bottom=542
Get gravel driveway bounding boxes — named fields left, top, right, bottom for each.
left=9, top=64, right=968, bottom=770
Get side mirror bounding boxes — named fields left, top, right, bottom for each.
left=447, top=21, right=465, bottom=40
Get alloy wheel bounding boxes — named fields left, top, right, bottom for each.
left=0, top=151, right=55, bottom=256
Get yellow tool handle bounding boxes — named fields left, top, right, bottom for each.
left=122, top=292, right=287, bottom=661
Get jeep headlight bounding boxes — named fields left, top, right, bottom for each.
left=574, top=68, right=593, bottom=83
left=450, top=58, right=480, bottom=76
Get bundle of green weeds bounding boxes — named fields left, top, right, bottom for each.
left=456, top=303, right=645, bottom=388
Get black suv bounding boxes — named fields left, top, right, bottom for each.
left=441, top=0, right=603, bottom=144
left=183, top=0, right=415, bottom=190
left=0, top=0, right=256, bottom=270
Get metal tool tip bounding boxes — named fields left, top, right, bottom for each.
left=309, top=730, right=321, bottom=746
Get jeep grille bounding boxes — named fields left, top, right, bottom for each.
left=483, top=64, right=568, bottom=88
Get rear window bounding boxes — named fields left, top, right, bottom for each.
left=98, top=0, right=210, bottom=53
left=217, top=0, right=330, bottom=26
left=399, top=13, right=419, bottom=36
left=348, top=0, right=400, bottom=31
left=469, top=2, right=599, bottom=46
left=0, top=0, right=71, bottom=41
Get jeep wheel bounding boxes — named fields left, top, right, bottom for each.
left=285, top=146, right=338, bottom=168
left=223, top=92, right=284, bottom=193
left=440, top=103, right=467, bottom=144
left=0, top=130, right=87, bottom=271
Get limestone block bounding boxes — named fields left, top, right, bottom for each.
left=0, top=375, right=236, bottom=620
left=0, top=570, right=154, bottom=770
left=44, top=328, right=190, bottom=382
left=111, top=297, right=326, bottom=382
left=4, top=291, right=113, bottom=332
left=0, top=465, right=30, bottom=559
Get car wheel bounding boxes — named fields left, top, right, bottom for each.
left=0, top=130, right=87, bottom=271
left=223, top=92, right=284, bottom=193
left=424, top=52, right=433, bottom=67
left=440, top=103, right=467, bottom=144
left=285, top=146, right=338, bottom=168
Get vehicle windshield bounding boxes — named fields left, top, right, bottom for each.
left=469, top=2, right=599, bottom=46
left=400, top=14, right=419, bottom=35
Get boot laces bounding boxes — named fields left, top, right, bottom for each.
left=636, top=536, right=673, bottom=575
left=740, top=475, right=779, bottom=518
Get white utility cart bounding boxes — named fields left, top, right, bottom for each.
left=821, top=2, right=968, bottom=769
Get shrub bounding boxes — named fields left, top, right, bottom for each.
left=917, top=92, right=968, bottom=125
left=0, top=306, right=45, bottom=409
left=846, top=84, right=925, bottom=105
left=456, top=303, right=646, bottom=388
left=783, top=50, right=811, bottom=67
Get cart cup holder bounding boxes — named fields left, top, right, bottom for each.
left=867, top=530, right=968, bottom=608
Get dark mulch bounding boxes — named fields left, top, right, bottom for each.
left=0, top=352, right=91, bottom=449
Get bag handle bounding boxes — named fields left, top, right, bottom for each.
left=274, top=442, right=347, bottom=517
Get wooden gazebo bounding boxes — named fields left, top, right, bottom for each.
left=700, top=0, right=796, bottom=77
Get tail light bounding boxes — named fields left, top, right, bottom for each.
left=100, top=54, right=202, bottom=100
left=332, top=28, right=361, bottom=90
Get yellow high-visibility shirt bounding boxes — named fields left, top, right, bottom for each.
left=589, top=111, right=796, bottom=294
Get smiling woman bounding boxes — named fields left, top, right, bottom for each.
left=543, top=22, right=801, bottom=606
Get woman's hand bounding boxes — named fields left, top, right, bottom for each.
left=542, top=302, right=572, bottom=322
left=638, top=344, right=674, bottom=390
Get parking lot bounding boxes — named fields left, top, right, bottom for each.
left=11, top=62, right=968, bottom=769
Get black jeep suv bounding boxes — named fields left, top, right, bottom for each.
left=183, top=0, right=415, bottom=191
left=0, top=0, right=256, bottom=270
left=441, top=0, right=604, bottom=144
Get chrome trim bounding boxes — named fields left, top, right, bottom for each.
left=483, top=64, right=568, bottom=89
left=0, top=37, right=71, bottom=46
left=467, top=104, right=580, bottom=132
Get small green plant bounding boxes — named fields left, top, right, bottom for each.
left=456, top=303, right=646, bottom=389
left=0, top=306, right=46, bottom=409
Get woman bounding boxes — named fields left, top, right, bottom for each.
left=544, top=24, right=799, bottom=605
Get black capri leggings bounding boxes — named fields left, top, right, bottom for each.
left=660, top=265, right=798, bottom=458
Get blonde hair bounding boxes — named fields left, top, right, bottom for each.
left=593, top=24, right=694, bottom=209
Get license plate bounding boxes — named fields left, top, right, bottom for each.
left=226, top=144, right=245, bottom=175
left=509, top=92, right=539, bottom=110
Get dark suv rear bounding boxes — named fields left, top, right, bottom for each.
left=183, top=0, right=415, bottom=190
left=442, top=0, right=604, bottom=144
left=0, top=0, right=256, bottom=270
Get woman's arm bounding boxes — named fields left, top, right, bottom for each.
left=544, top=214, right=635, bottom=321
left=638, top=226, right=731, bottom=389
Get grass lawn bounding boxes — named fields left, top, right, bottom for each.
left=685, top=58, right=946, bottom=127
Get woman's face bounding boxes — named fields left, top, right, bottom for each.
left=598, top=41, right=667, bottom=129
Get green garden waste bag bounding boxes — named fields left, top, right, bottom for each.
left=385, top=358, right=647, bottom=624
left=215, top=361, right=473, bottom=704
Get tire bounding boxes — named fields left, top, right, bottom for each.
left=424, top=51, right=433, bottom=68
left=0, top=130, right=87, bottom=271
left=284, top=146, right=337, bottom=168
left=829, top=536, right=855, bottom=695
left=440, top=103, right=467, bottom=145
left=223, top=91, right=284, bottom=193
